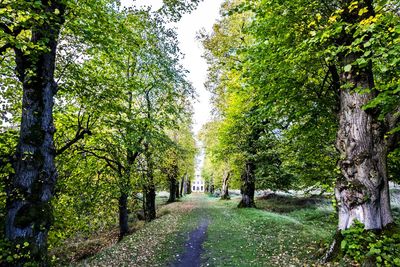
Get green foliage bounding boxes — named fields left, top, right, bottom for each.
left=0, top=239, right=41, bottom=267
left=341, top=221, right=400, bottom=266
left=1, top=0, right=198, bottom=264
left=1, top=0, right=400, bottom=265
left=389, top=148, right=400, bottom=183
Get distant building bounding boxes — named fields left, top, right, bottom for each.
left=192, top=174, right=205, bottom=192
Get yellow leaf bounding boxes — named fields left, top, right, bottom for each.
left=329, top=16, right=337, bottom=23
left=358, top=7, right=368, bottom=16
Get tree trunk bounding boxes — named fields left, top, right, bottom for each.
left=187, top=179, right=192, bottom=194
left=220, top=171, right=230, bottom=200
left=175, top=181, right=180, bottom=199
left=144, top=185, right=156, bottom=222
left=118, top=192, right=129, bottom=240
left=183, top=174, right=188, bottom=195
left=168, top=176, right=177, bottom=203
left=334, top=0, right=393, bottom=231
left=5, top=2, right=65, bottom=264
left=335, top=87, right=393, bottom=230
left=143, top=143, right=156, bottom=222
left=209, top=176, right=215, bottom=194
left=180, top=175, right=185, bottom=197
left=238, top=161, right=256, bottom=208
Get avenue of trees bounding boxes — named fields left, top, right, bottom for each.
left=0, top=1, right=198, bottom=265
left=200, top=0, right=400, bottom=264
left=0, top=0, right=399, bottom=266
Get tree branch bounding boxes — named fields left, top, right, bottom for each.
left=0, top=23, right=23, bottom=37
left=0, top=23, right=12, bottom=35
left=56, top=112, right=93, bottom=155
left=56, top=128, right=92, bottom=155
left=79, top=149, right=123, bottom=173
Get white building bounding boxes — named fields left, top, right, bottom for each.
left=192, top=175, right=205, bottom=192
left=192, top=142, right=205, bottom=192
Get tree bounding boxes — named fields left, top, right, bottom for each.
left=1, top=1, right=68, bottom=263
left=201, top=0, right=295, bottom=207
left=1, top=0, right=198, bottom=263
left=237, top=0, right=400, bottom=261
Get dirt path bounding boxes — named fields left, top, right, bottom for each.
left=170, top=217, right=209, bottom=267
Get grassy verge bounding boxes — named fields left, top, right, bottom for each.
left=73, top=195, right=205, bottom=267
left=51, top=195, right=181, bottom=265
left=201, top=195, right=337, bottom=267
left=67, top=193, right=400, bottom=266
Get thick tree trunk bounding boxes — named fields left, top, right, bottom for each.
left=144, top=185, right=156, bottom=222
left=220, top=171, right=230, bottom=200
left=118, top=192, right=129, bottom=240
left=335, top=77, right=393, bottom=230
left=238, top=161, right=256, bottom=208
left=5, top=2, right=65, bottom=264
left=334, top=0, right=393, bottom=231
left=168, top=176, right=177, bottom=203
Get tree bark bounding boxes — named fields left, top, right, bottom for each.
left=183, top=174, right=188, bottom=195
left=187, top=179, right=192, bottom=194
left=144, top=184, right=156, bottom=222
left=220, top=171, right=230, bottom=200
left=208, top=175, right=215, bottom=194
left=334, top=0, right=393, bottom=231
left=175, top=180, right=180, bottom=199
left=238, top=161, right=256, bottom=208
left=5, top=2, right=66, bottom=264
left=168, top=176, right=177, bottom=203
left=143, top=143, right=156, bottom=222
left=180, top=175, right=185, bottom=197
left=118, top=192, right=129, bottom=240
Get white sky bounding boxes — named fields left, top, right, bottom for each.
left=120, top=0, right=224, bottom=135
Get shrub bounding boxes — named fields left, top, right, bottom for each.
left=341, top=221, right=400, bottom=266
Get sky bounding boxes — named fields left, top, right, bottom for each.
left=120, top=0, right=224, bottom=135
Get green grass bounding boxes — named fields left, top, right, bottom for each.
left=73, top=194, right=338, bottom=266
left=70, top=193, right=400, bottom=266
left=74, top=195, right=205, bottom=267
left=201, top=196, right=336, bottom=266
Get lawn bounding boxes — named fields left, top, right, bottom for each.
left=70, top=193, right=346, bottom=266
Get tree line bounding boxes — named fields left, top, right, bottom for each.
left=199, top=0, right=400, bottom=264
left=0, top=1, right=200, bottom=265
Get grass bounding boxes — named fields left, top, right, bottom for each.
left=52, top=195, right=174, bottom=265
left=67, top=193, right=400, bottom=266
left=73, top=196, right=204, bottom=267
left=201, top=195, right=337, bottom=267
